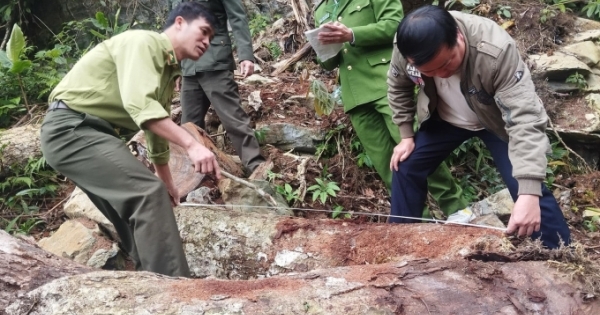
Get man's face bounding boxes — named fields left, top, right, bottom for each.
left=409, top=30, right=465, bottom=79
left=178, top=16, right=214, bottom=60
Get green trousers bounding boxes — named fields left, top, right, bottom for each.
left=348, top=97, right=468, bottom=217
left=181, top=70, right=265, bottom=172
left=40, top=109, right=190, bottom=277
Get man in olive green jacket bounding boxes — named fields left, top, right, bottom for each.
left=40, top=3, right=220, bottom=277
left=179, top=0, right=265, bottom=173
left=314, top=0, right=467, bottom=216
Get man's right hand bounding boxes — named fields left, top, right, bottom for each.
left=390, top=137, right=415, bottom=171
left=187, top=143, right=221, bottom=179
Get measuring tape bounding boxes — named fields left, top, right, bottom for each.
left=179, top=202, right=508, bottom=232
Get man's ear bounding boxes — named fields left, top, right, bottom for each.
left=175, top=16, right=185, bottom=29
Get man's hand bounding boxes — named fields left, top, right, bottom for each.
left=174, top=76, right=181, bottom=92
left=318, top=22, right=353, bottom=45
left=187, top=142, right=222, bottom=179
left=165, top=183, right=180, bottom=207
left=390, top=137, right=415, bottom=171
left=239, top=60, right=254, bottom=77
left=143, top=118, right=222, bottom=179
left=506, top=194, right=541, bottom=237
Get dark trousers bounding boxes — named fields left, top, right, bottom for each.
left=390, top=118, right=570, bottom=249
left=40, top=109, right=191, bottom=277
left=181, top=70, right=264, bottom=171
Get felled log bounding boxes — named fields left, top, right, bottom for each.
left=5, top=258, right=597, bottom=315
left=127, top=122, right=243, bottom=198
left=0, top=124, right=41, bottom=178
left=0, top=231, right=91, bottom=311
left=176, top=205, right=507, bottom=279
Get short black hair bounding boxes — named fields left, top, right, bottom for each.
left=396, top=5, right=458, bottom=66
left=164, top=2, right=217, bottom=30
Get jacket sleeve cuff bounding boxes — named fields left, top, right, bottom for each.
left=148, top=149, right=170, bottom=165
left=517, top=178, right=543, bottom=196
left=399, top=122, right=415, bottom=139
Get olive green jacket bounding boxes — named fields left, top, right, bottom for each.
left=49, top=31, right=179, bottom=165
left=181, top=0, right=254, bottom=75
left=314, top=0, right=403, bottom=112
left=387, top=11, right=550, bottom=196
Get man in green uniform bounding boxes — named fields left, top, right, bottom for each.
left=313, top=0, right=467, bottom=217
left=178, top=0, right=265, bottom=174
left=40, top=3, right=219, bottom=277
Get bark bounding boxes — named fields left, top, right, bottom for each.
left=176, top=205, right=508, bottom=279
left=5, top=257, right=598, bottom=315
left=0, top=124, right=42, bottom=179
left=0, top=231, right=91, bottom=313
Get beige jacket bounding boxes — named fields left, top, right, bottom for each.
left=387, top=11, right=550, bottom=196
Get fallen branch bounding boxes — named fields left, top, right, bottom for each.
left=296, top=157, right=310, bottom=201
left=547, top=118, right=593, bottom=173
left=271, top=42, right=312, bottom=76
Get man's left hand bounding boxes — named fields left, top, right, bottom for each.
left=318, top=22, right=353, bottom=45
left=240, top=60, right=254, bottom=77
left=165, top=183, right=180, bottom=207
left=506, top=194, right=541, bottom=237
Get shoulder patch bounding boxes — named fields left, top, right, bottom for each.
left=406, top=64, right=424, bottom=86
left=476, top=40, right=502, bottom=58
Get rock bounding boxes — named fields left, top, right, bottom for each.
left=470, top=188, right=514, bottom=220
left=561, top=41, right=600, bottom=66
left=573, top=29, right=600, bottom=43
left=593, top=67, right=600, bottom=76
left=38, top=219, right=118, bottom=269
left=586, top=93, right=600, bottom=112
left=255, top=122, right=325, bottom=153
left=64, top=187, right=115, bottom=238
left=217, top=178, right=292, bottom=215
left=248, top=90, right=263, bottom=111
left=244, top=74, right=276, bottom=85
left=575, top=17, right=600, bottom=32
left=585, top=74, right=600, bottom=93
left=529, top=52, right=591, bottom=80
left=185, top=186, right=212, bottom=204
left=547, top=81, right=579, bottom=93
left=470, top=214, right=506, bottom=229
left=0, top=124, right=41, bottom=178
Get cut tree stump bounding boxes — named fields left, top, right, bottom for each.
left=128, top=122, right=243, bottom=198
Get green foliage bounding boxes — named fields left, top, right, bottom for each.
left=582, top=0, right=600, bottom=20
left=331, top=204, right=351, bottom=219
left=307, top=176, right=340, bottom=205
left=255, top=127, right=269, bottom=144
left=316, top=123, right=346, bottom=159
left=309, top=79, right=337, bottom=117
left=276, top=183, right=300, bottom=204
left=86, top=9, right=131, bottom=41
left=249, top=14, right=270, bottom=37
left=540, top=0, right=573, bottom=23
left=266, top=170, right=282, bottom=183
left=565, top=72, right=588, bottom=90
left=0, top=155, right=58, bottom=235
left=497, top=6, right=512, bottom=18
left=446, top=138, right=505, bottom=203
left=545, top=140, right=569, bottom=187
left=350, top=138, right=373, bottom=168
left=265, top=41, right=282, bottom=59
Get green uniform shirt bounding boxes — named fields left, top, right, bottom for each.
left=49, top=30, right=181, bottom=165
